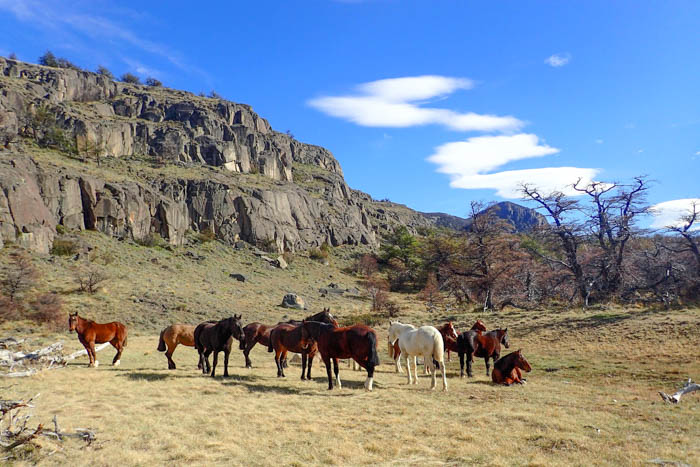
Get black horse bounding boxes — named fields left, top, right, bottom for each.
left=456, top=328, right=509, bottom=378
left=194, top=315, right=245, bottom=378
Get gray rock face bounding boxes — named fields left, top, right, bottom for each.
left=0, top=57, right=341, bottom=182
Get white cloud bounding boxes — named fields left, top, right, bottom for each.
left=308, top=75, right=523, bottom=132
left=545, top=53, right=571, bottom=67
left=650, top=199, right=700, bottom=229
left=427, top=133, right=599, bottom=198
left=596, top=139, right=604, bottom=144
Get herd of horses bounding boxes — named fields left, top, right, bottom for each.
left=67, top=308, right=532, bottom=391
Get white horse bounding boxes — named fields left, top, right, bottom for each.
left=387, top=322, right=416, bottom=374
left=388, top=321, right=447, bottom=391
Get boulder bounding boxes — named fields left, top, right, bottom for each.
left=229, top=273, right=247, bottom=282
left=281, top=293, right=305, bottom=310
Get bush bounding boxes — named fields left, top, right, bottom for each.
left=196, top=227, right=216, bottom=243
left=38, top=51, right=59, bottom=67
left=309, top=248, right=329, bottom=261
left=0, top=295, right=21, bottom=321
left=208, top=90, right=222, bottom=99
left=29, top=293, right=63, bottom=330
left=96, top=65, right=114, bottom=80
left=120, top=73, right=141, bottom=84
left=72, top=261, right=108, bottom=294
left=55, top=224, right=66, bottom=235
left=135, top=232, right=165, bottom=248
left=282, top=251, right=295, bottom=265
left=1, top=251, right=38, bottom=303
left=50, top=238, right=79, bottom=256
left=145, top=77, right=162, bottom=87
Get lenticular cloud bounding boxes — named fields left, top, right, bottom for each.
left=308, top=75, right=523, bottom=132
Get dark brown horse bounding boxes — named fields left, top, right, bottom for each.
left=301, top=320, right=380, bottom=391
left=242, top=308, right=336, bottom=369
left=266, top=309, right=339, bottom=379
left=492, top=349, right=531, bottom=385
left=68, top=312, right=127, bottom=367
left=457, top=328, right=509, bottom=378
left=157, top=322, right=215, bottom=370
left=194, top=315, right=245, bottom=378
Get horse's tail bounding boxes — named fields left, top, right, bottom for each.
left=367, top=331, right=380, bottom=367
left=121, top=325, right=128, bottom=347
left=267, top=331, right=274, bottom=353
left=387, top=339, right=394, bottom=359
left=157, top=329, right=166, bottom=352
left=432, top=330, right=444, bottom=364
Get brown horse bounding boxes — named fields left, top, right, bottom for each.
left=194, top=315, right=245, bottom=378
left=241, top=308, right=336, bottom=369
left=457, top=328, right=509, bottom=378
left=68, top=312, right=127, bottom=367
left=436, top=321, right=460, bottom=362
left=157, top=322, right=215, bottom=370
left=301, top=320, right=380, bottom=391
left=266, top=309, right=339, bottom=379
left=492, top=349, right=531, bottom=385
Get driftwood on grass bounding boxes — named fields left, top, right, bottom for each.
left=659, top=379, right=699, bottom=404
left=0, top=340, right=110, bottom=377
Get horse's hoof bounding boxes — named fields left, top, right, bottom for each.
left=113, top=360, right=120, bottom=367
left=94, top=361, right=99, bottom=367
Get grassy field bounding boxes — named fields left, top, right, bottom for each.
left=3, top=303, right=699, bottom=466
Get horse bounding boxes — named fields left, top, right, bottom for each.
left=436, top=322, right=459, bottom=362
left=492, top=349, right=531, bottom=385
left=443, top=319, right=487, bottom=362
left=267, top=309, right=339, bottom=379
left=387, top=321, right=447, bottom=391
left=387, top=323, right=415, bottom=374
left=157, top=322, right=214, bottom=370
left=68, top=312, right=127, bottom=367
left=242, top=308, right=336, bottom=369
left=457, top=328, right=509, bottom=378
left=194, top=315, right=245, bottom=378
left=301, top=320, right=380, bottom=391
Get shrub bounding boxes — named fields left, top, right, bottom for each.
left=72, top=261, right=108, bottom=294
left=282, top=251, right=295, bottom=265
left=50, top=238, right=78, bottom=256
left=120, top=73, right=141, bottom=84
left=1, top=251, right=38, bottom=303
left=8, top=52, right=17, bottom=60
left=196, top=227, right=216, bottom=243
left=0, top=295, right=21, bottom=321
left=38, top=51, right=59, bottom=67
left=145, top=77, right=162, bottom=87
left=29, top=293, right=63, bottom=330
left=208, top=90, right=222, bottom=99
left=354, top=254, right=378, bottom=277
left=135, top=232, right=165, bottom=248
left=96, top=65, right=114, bottom=80
left=309, top=248, right=328, bottom=261
left=345, top=312, right=386, bottom=327
left=55, top=224, right=66, bottom=235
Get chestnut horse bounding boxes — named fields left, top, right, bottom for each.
left=301, top=320, right=380, bottom=391
left=436, top=321, right=460, bottom=362
left=241, top=308, right=335, bottom=369
left=157, top=322, right=215, bottom=370
left=457, top=328, right=510, bottom=378
left=194, top=315, right=245, bottom=378
left=492, top=349, right=531, bottom=385
left=68, top=312, right=127, bottom=367
left=266, top=309, right=339, bottom=379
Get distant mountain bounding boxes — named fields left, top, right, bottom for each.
left=478, top=201, right=548, bottom=232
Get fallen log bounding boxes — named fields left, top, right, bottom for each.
left=659, top=379, right=699, bottom=404
left=65, top=343, right=110, bottom=361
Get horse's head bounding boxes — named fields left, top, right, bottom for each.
left=515, top=349, right=531, bottom=372
left=445, top=322, right=458, bottom=340
left=500, top=328, right=510, bottom=349
left=472, top=319, right=487, bottom=332
left=68, top=312, right=79, bottom=332
left=300, top=320, right=315, bottom=350
left=227, top=314, right=245, bottom=341
left=387, top=321, right=399, bottom=344
left=322, top=308, right=339, bottom=327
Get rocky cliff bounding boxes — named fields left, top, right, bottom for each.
left=0, top=57, right=443, bottom=254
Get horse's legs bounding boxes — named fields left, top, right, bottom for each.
left=513, top=367, right=524, bottom=384
left=333, top=358, right=341, bottom=389
left=166, top=341, right=177, bottom=370
left=440, top=358, right=448, bottom=392
left=306, top=352, right=314, bottom=380
left=428, top=354, right=437, bottom=390
left=223, top=349, right=230, bottom=377
left=459, top=352, right=465, bottom=378
left=394, top=348, right=402, bottom=373
left=274, top=349, right=284, bottom=377
left=324, top=357, right=333, bottom=390
left=88, top=341, right=98, bottom=367
left=301, top=352, right=307, bottom=380
left=243, top=341, right=253, bottom=369
left=405, top=353, right=413, bottom=385
left=485, top=356, right=491, bottom=377
left=110, top=337, right=123, bottom=366
left=466, top=351, right=474, bottom=378
left=203, top=350, right=212, bottom=374
left=210, top=351, right=219, bottom=377
left=364, top=360, right=375, bottom=391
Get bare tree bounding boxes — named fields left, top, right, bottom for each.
left=665, top=201, right=700, bottom=278
left=72, top=261, right=108, bottom=294
left=1, top=251, right=38, bottom=302
left=364, top=274, right=389, bottom=312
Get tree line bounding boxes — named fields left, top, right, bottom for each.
left=357, top=177, right=699, bottom=311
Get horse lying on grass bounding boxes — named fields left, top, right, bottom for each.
left=68, top=312, right=127, bottom=367
left=388, top=321, right=447, bottom=391
left=301, top=320, right=379, bottom=391
left=194, top=315, right=245, bottom=378
left=492, top=350, right=531, bottom=385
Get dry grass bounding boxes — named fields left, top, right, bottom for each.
left=3, top=304, right=699, bottom=466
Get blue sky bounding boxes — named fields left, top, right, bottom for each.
left=1, top=0, right=698, bottom=225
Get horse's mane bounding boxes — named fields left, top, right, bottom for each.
left=493, top=351, right=518, bottom=372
